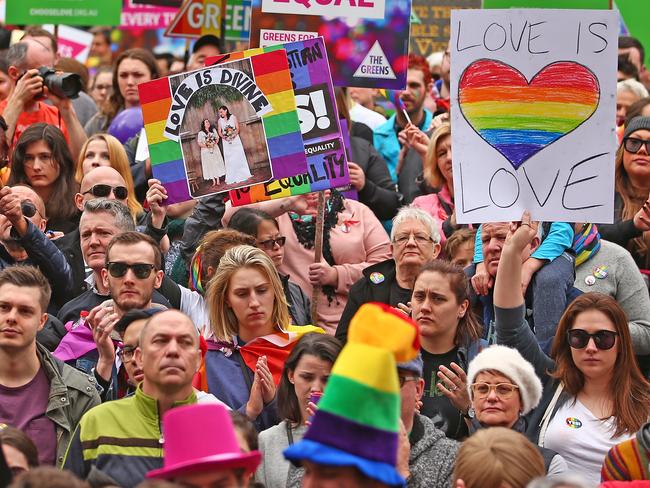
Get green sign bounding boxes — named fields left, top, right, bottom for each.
left=617, top=0, right=650, bottom=66
left=6, top=0, right=122, bottom=26
left=483, top=0, right=609, bottom=7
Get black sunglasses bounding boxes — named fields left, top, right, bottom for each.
left=623, top=137, right=650, bottom=154
left=83, top=184, right=128, bottom=200
left=567, top=329, right=618, bottom=350
left=106, top=262, right=156, bottom=279
left=20, top=200, right=41, bottom=218
left=258, top=236, right=286, bottom=250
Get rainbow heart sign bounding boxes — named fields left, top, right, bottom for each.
left=458, top=60, right=600, bottom=170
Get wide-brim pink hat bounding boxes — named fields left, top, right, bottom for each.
left=146, top=403, right=261, bottom=480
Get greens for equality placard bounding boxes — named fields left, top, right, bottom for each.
left=6, top=0, right=122, bottom=26
left=207, top=37, right=350, bottom=204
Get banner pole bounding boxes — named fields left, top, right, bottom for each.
left=310, top=191, right=326, bottom=326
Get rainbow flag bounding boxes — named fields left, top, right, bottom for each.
left=139, top=50, right=306, bottom=204
left=458, top=59, right=600, bottom=169
left=380, top=88, right=406, bottom=113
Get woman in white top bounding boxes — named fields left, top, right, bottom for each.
left=217, top=105, right=252, bottom=185
left=493, top=211, right=650, bottom=485
left=197, top=118, right=225, bottom=186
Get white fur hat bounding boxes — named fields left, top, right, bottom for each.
left=466, top=345, right=543, bottom=415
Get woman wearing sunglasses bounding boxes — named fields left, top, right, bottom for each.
left=8, top=123, right=79, bottom=234
left=494, top=211, right=650, bottom=484
left=464, top=345, right=567, bottom=475
left=598, top=116, right=650, bottom=269
left=229, top=208, right=311, bottom=326
left=75, top=134, right=143, bottom=218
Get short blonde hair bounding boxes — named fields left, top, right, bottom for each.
left=76, top=133, right=143, bottom=217
left=453, top=427, right=544, bottom=488
left=423, top=122, right=451, bottom=189
left=206, top=245, right=291, bottom=342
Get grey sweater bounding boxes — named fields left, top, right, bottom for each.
left=257, top=420, right=307, bottom=488
left=408, top=413, right=458, bottom=488
left=575, top=239, right=650, bottom=354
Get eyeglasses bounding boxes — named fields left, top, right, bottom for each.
left=567, top=329, right=618, bottom=350
left=20, top=200, right=42, bottom=218
left=257, top=236, right=286, bottom=250
left=118, top=345, right=137, bottom=363
left=470, top=382, right=519, bottom=399
left=398, top=375, right=419, bottom=387
left=393, top=232, right=433, bottom=246
left=623, top=137, right=650, bottom=154
left=106, top=262, right=156, bottom=279
left=82, top=184, right=129, bottom=200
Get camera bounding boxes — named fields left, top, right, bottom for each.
left=37, top=67, right=82, bottom=99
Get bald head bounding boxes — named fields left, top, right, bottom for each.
left=140, top=309, right=199, bottom=349
left=76, top=167, right=128, bottom=211
left=11, top=185, right=46, bottom=219
left=23, top=39, right=55, bottom=69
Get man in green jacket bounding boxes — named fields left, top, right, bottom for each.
left=0, top=266, right=100, bottom=467
left=63, top=309, right=211, bottom=488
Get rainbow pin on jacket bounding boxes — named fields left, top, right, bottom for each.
left=284, top=302, right=419, bottom=487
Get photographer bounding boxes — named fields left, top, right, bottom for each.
left=0, top=185, right=73, bottom=310
left=0, top=40, right=87, bottom=161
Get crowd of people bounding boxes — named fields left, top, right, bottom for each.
left=0, top=19, right=649, bottom=488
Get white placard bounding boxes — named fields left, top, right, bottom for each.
left=450, top=9, right=618, bottom=224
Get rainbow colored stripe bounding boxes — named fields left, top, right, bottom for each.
left=208, top=38, right=349, bottom=206
left=459, top=60, right=600, bottom=169
left=139, top=49, right=305, bottom=204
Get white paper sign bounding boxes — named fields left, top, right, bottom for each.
left=450, top=9, right=618, bottom=224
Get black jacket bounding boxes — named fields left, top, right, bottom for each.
left=335, top=259, right=398, bottom=342
left=350, top=136, right=403, bottom=221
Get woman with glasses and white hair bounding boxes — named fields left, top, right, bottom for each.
left=335, top=205, right=441, bottom=342
left=494, top=211, right=650, bottom=484
left=465, top=345, right=567, bottom=475
left=204, top=245, right=322, bottom=431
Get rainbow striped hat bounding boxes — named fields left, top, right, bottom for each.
left=284, top=302, right=419, bottom=487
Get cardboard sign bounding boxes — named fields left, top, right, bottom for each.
left=165, top=0, right=222, bottom=38
left=208, top=38, right=350, bottom=204
left=56, top=26, right=94, bottom=63
left=410, top=0, right=480, bottom=57
left=249, top=0, right=411, bottom=89
left=121, top=0, right=179, bottom=29
left=225, top=0, right=251, bottom=40
left=6, top=0, right=122, bottom=25
left=139, top=50, right=306, bottom=203
left=450, top=9, right=618, bottom=224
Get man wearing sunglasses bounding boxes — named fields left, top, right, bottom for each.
left=0, top=185, right=73, bottom=310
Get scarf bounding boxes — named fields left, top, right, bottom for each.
left=289, top=190, right=345, bottom=305
left=572, top=223, right=601, bottom=267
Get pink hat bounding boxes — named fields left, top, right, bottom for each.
left=147, top=403, right=261, bottom=480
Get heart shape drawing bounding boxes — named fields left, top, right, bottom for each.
left=458, top=60, right=600, bottom=170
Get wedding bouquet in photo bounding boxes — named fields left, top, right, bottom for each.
left=223, top=125, right=236, bottom=143
left=206, top=132, right=217, bottom=153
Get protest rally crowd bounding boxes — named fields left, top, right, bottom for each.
left=2, top=4, right=650, bottom=488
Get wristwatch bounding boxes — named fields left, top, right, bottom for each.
left=462, top=407, right=475, bottom=420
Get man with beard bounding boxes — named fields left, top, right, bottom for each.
left=0, top=185, right=72, bottom=309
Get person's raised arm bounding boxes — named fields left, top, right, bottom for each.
left=48, top=90, right=87, bottom=161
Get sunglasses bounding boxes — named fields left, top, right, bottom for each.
left=567, top=329, right=618, bottom=350
left=83, top=184, right=128, bottom=200
left=623, top=137, right=650, bottom=154
left=258, top=236, right=286, bottom=250
left=106, top=262, right=156, bottom=279
left=20, top=200, right=41, bottom=218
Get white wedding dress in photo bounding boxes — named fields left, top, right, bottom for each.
left=219, top=115, right=252, bottom=184
left=197, top=129, right=225, bottom=180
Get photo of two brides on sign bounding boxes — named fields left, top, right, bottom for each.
left=197, top=105, right=251, bottom=186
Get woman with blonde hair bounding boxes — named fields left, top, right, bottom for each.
left=76, top=133, right=143, bottom=217
left=453, top=427, right=545, bottom=488
left=204, top=245, right=320, bottom=430
left=411, top=122, right=466, bottom=246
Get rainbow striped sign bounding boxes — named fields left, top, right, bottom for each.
left=139, top=50, right=306, bottom=204
left=208, top=37, right=350, bottom=205
left=459, top=59, right=600, bottom=170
